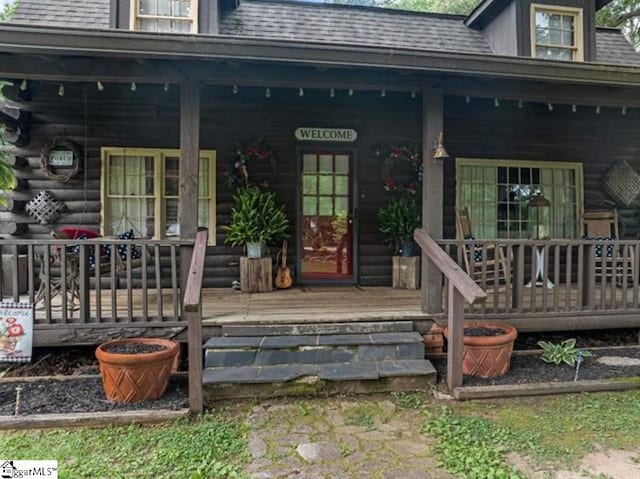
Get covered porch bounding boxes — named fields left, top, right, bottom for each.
left=2, top=25, right=640, bottom=375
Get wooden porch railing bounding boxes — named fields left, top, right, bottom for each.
left=414, top=229, right=488, bottom=390
left=183, top=229, right=208, bottom=415
left=0, top=238, right=193, bottom=344
left=437, top=239, right=640, bottom=330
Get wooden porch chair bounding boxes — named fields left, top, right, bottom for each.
left=455, top=208, right=508, bottom=285
left=581, top=210, right=634, bottom=283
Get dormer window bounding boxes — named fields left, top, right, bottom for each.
left=132, top=0, right=198, bottom=33
left=531, top=4, right=583, bottom=61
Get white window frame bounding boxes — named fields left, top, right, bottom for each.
left=531, top=4, right=584, bottom=62
left=101, top=147, right=216, bottom=245
left=130, top=0, right=198, bottom=33
left=456, top=158, right=584, bottom=240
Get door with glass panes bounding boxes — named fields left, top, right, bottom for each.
left=299, top=150, right=355, bottom=282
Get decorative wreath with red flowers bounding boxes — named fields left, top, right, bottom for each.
left=228, top=141, right=278, bottom=188
left=377, top=145, right=423, bottom=194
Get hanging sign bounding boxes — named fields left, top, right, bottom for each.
left=294, top=127, right=358, bottom=143
left=49, top=150, right=75, bottom=167
left=0, top=303, right=34, bottom=363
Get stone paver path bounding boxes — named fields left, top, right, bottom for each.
left=244, top=397, right=455, bottom=479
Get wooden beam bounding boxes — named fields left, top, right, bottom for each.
left=179, top=77, right=201, bottom=292
left=443, top=77, right=640, bottom=109
left=447, top=282, right=464, bottom=391
left=421, top=88, right=444, bottom=314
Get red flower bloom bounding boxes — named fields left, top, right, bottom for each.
left=7, top=324, right=24, bottom=337
left=384, top=177, right=394, bottom=186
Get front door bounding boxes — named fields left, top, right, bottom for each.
left=299, top=150, right=355, bottom=283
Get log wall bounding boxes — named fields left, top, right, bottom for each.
left=2, top=81, right=640, bottom=288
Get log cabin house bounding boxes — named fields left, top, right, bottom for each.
left=1, top=0, right=640, bottom=396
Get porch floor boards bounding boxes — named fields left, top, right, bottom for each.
left=201, top=286, right=427, bottom=325
left=25, top=284, right=640, bottom=326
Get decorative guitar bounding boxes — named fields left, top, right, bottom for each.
left=274, top=240, right=293, bottom=289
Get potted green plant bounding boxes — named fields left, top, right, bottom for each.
left=377, top=197, right=421, bottom=256
left=223, top=187, right=290, bottom=258
left=378, top=197, right=422, bottom=289
left=95, top=338, right=180, bottom=403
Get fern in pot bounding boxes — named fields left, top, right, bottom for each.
left=377, top=197, right=421, bottom=256
left=223, top=187, right=290, bottom=258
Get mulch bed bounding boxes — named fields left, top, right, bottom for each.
left=433, top=346, right=640, bottom=386
left=0, top=376, right=188, bottom=416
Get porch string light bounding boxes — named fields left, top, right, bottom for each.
left=97, top=81, right=104, bottom=92
left=19, top=79, right=28, bottom=91
left=164, top=83, right=170, bottom=92
left=298, top=88, right=304, bottom=97
left=329, top=88, right=335, bottom=98
left=58, top=84, right=64, bottom=97
left=130, top=82, right=137, bottom=92
left=265, top=87, right=271, bottom=98
left=232, top=84, right=238, bottom=94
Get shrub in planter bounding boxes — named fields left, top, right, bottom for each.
left=95, top=338, right=180, bottom=403
left=223, top=187, right=290, bottom=258
left=444, top=321, right=517, bottom=378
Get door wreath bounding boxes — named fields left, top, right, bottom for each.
left=377, top=145, right=422, bottom=194
left=228, top=141, right=278, bottom=188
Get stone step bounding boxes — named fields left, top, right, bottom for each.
left=204, top=342, right=425, bottom=368
left=204, top=332, right=424, bottom=350
left=220, top=321, right=414, bottom=337
left=203, top=359, right=436, bottom=385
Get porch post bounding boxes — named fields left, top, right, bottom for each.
left=421, top=88, right=444, bottom=314
left=179, top=78, right=201, bottom=297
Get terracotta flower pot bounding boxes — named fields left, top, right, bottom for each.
left=95, top=338, right=180, bottom=403
left=444, top=321, right=517, bottom=378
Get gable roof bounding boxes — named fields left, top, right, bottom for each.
left=8, top=0, right=640, bottom=67
left=11, top=0, right=110, bottom=30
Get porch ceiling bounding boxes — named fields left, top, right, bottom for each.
left=2, top=24, right=640, bottom=91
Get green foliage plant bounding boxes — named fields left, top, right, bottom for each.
left=377, top=196, right=421, bottom=253
left=0, top=80, right=17, bottom=207
left=537, top=339, right=593, bottom=366
left=421, top=406, right=524, bottom=479
left=223, top=187, right=290, bottom=247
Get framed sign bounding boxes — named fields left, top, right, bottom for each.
left=0, top=303, right=34, bottom=363
left=49, top=150, right=75, bottom=167
left=295, top=127, right=358, bottom=143
left=41, top=137, right=82, bottom=183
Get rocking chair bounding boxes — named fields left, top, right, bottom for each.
left=581, top=211, right=634, bottom=283
left=455, top=207, right=508, bottom=285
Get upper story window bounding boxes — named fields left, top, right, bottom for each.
left=132, top=0, right=198, bottom=33
left=531, top=4, right=583, bottom=62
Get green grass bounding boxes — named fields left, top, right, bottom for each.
left=343, top=404, right=375, bottom=430
left=421, top=390, right=640, bottom=477
left=0, top=413, right=248, bottom=479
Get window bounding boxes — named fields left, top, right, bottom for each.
left=131, top=0, right=197, bottom=33
left=456, top=159, right=583, bottom=239
left=101, top=148, right=216, bottom=244
left=531, top=4, right=583, bottom=61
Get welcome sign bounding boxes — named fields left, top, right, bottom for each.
left=0, top=303, right=34, bottom=363
left=294, top=127, right=358, bottom=143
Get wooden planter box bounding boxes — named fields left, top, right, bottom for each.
left=240, top=256, right=273, bottom=293
left=1, top=254, right=28, bottom=296
left=392, top=256, right=421, bottom=289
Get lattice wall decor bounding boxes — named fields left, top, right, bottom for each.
left=603, top=161, right=640, bottom=207
left=25, top=190, right=67, bottom=225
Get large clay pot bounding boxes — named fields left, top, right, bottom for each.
left=444, top=321, right=517, bottom=378
left=96, top=338, right=180, bottom=403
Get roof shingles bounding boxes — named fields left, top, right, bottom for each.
left=7, top=0, right=640, bottom=67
